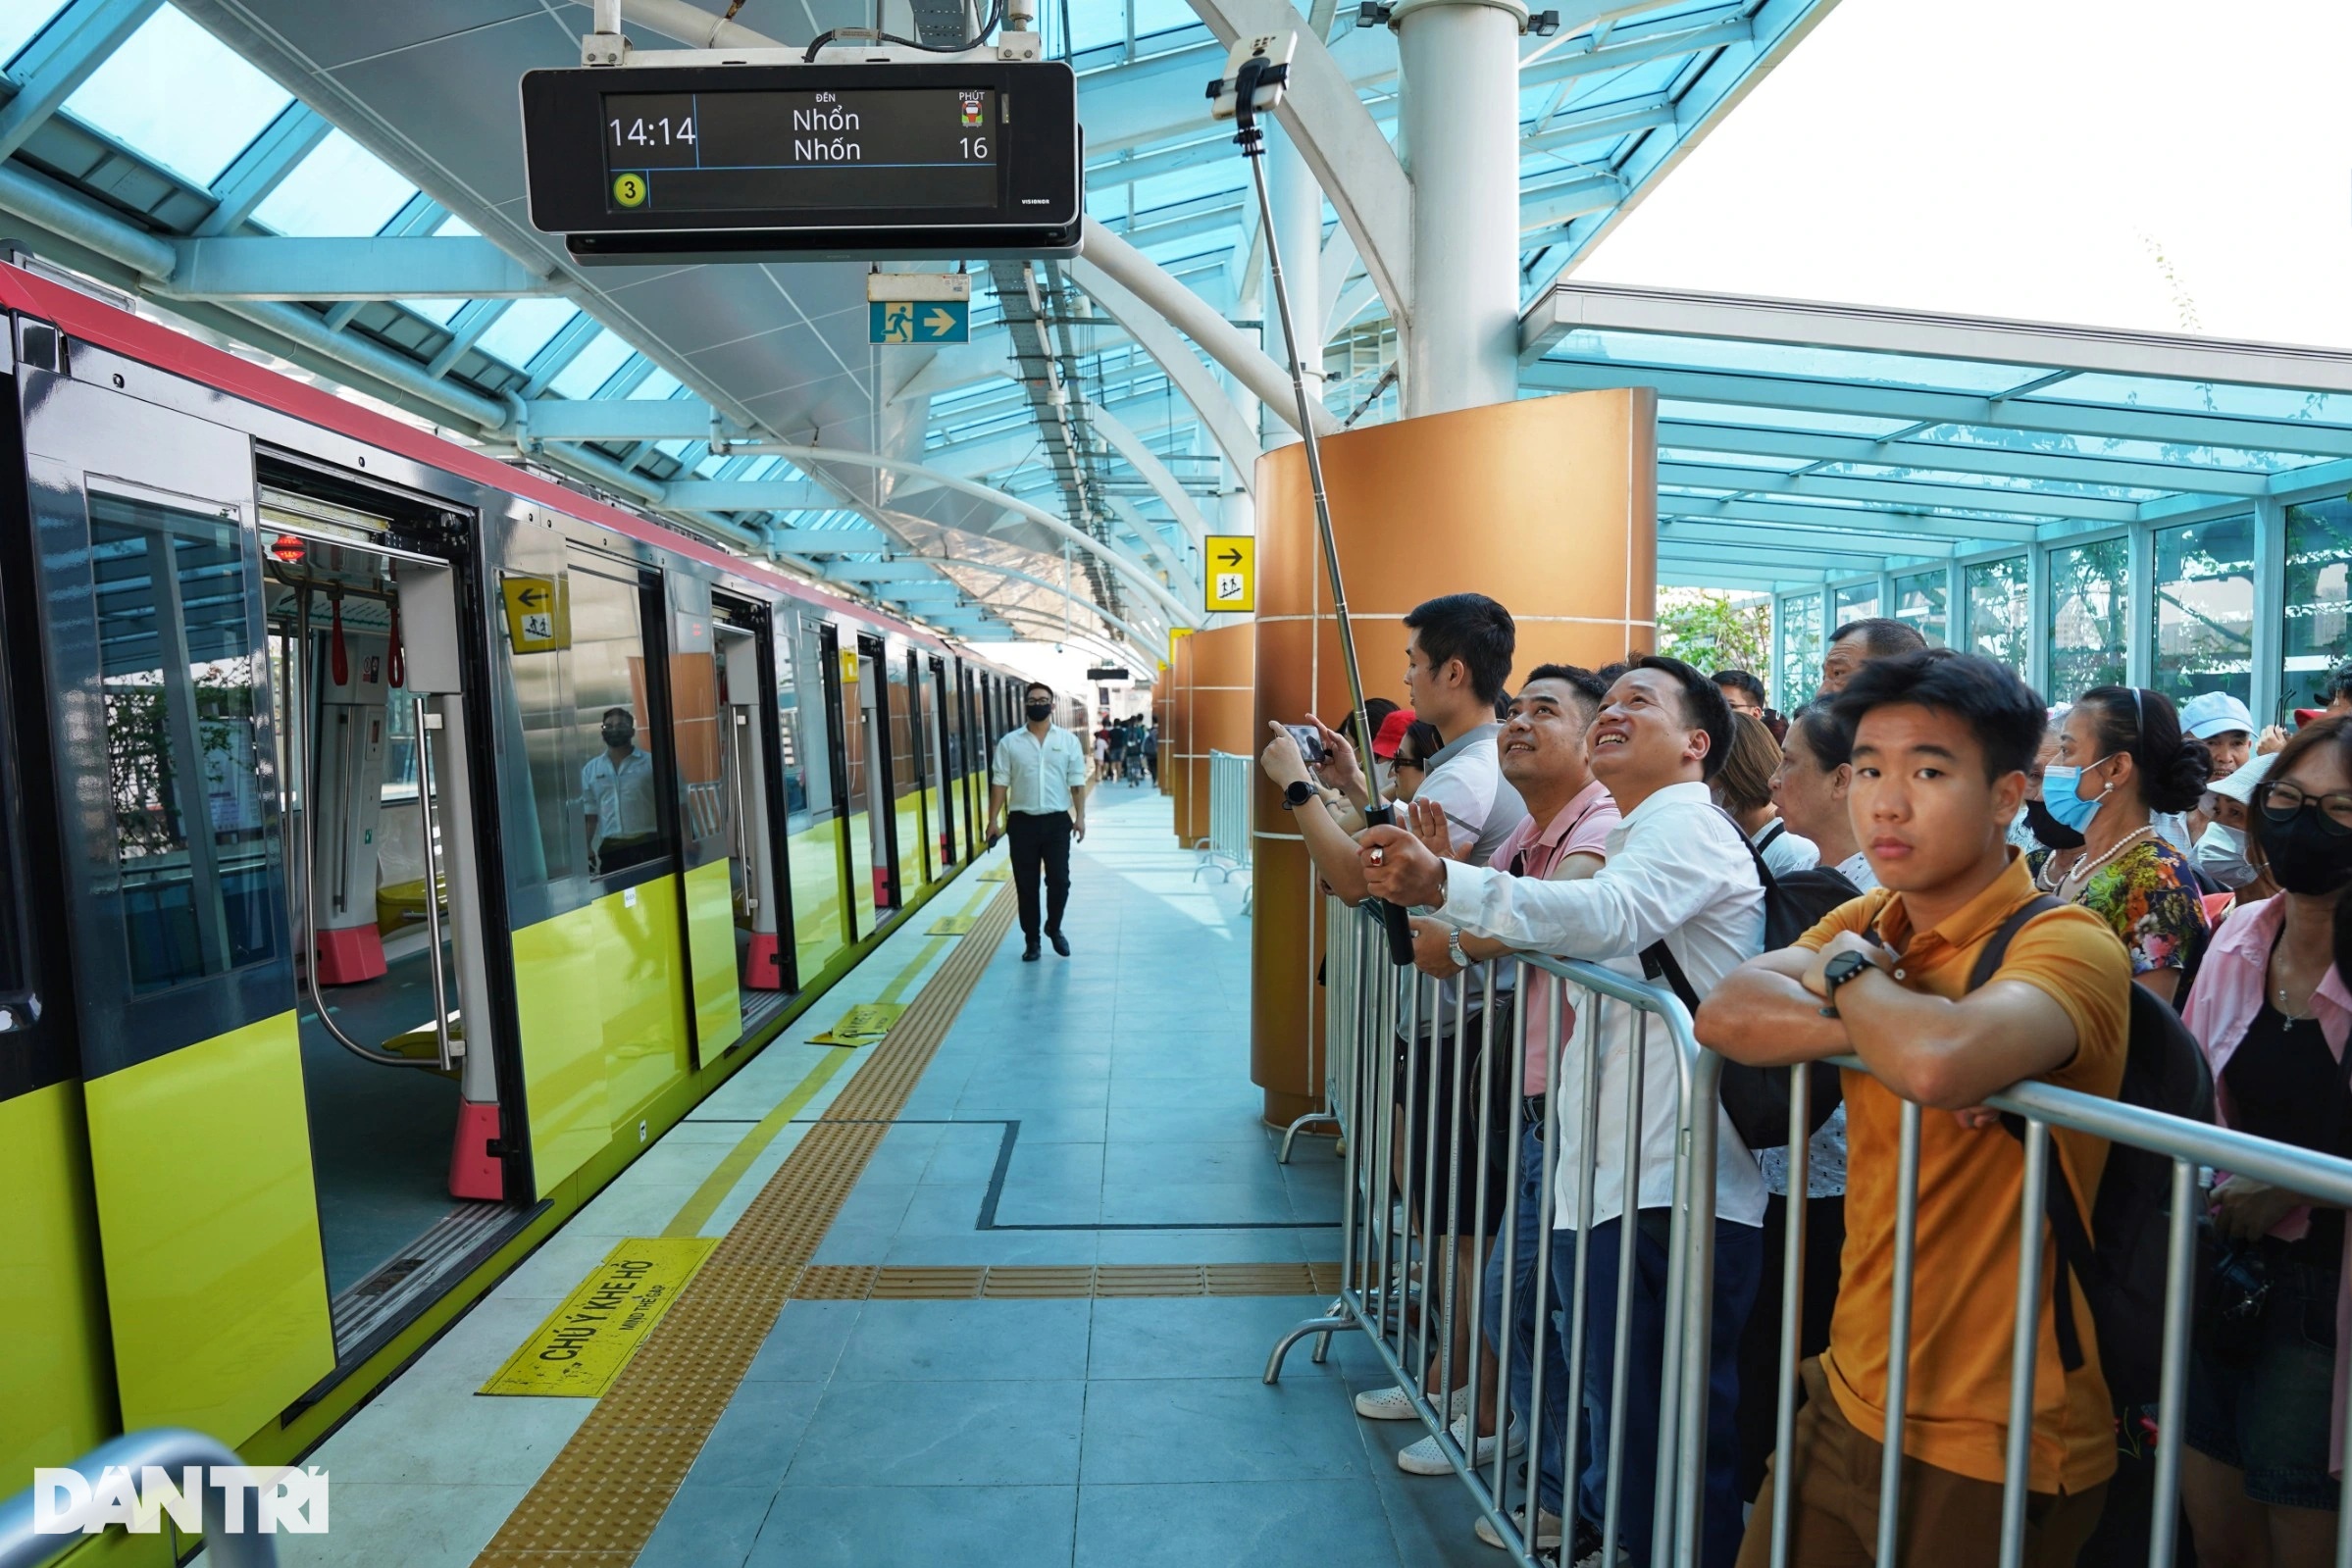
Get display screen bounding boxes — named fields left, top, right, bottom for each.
left=601, top=88, right=997, bottom=214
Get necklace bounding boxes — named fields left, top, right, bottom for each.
left=2055, top=824, right=2155, bottom=898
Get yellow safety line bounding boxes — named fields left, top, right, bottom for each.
left=659, top=875, right=998, bottom=1240
left=474, top=884, right=1018, bottom=1568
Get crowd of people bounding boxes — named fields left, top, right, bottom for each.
left=1092, top=714, right=1157, bottom=785
left=1258, top=594, right=2352, bottom=1567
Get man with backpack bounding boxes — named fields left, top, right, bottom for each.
left=1699, top=648, right=2134, bottom=1567
left=1359, top=654, right=1767, bottom=1568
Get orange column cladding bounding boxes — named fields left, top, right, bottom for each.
left=1154, top=661, right=1175, bottom=798
left=1185, top=625, right=1254, bottom=850
left=1167, top=632, right=1195, bottom=843
left=1249, top=388, right=1659, bottom=1128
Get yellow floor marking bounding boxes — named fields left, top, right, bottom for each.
left=474, top=885, right=1018, bottom=1567
left=659, top=874, right=996, bottom=1242
left=925, top=914, right=976, bottom=935
left=478, top=1239, right=718, bottom=1396
left=807, top=1000, right=906, bottom=1044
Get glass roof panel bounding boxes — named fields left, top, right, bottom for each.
left=1548, top=329, right=2042, bottom=392
left=1658, top=399, right=1914, bottom=437
left=475, top=297, right=578, bottom=368
left=1658, top=447, right=1811, bottom=472
left=63, top=5, right=289, bottom=187
left=2014, top=372, right=2352, bottom=427
left=435, top=214, right=478, bottom=238
left=251, top=128, right=415, bottom=235
left=0, top=0, right=68, bottom=69
left=626, top=369, right=682, bottom=401
left=547, top=329, right=632, bottom=398
left=1910, top=423, right=2307, bottom=474
left=1818, top=461, right=2162, bottom=502
left=400, top=297, right=463, bottom=326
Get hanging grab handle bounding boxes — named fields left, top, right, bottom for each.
left=385, top=592, right=406, bottom=689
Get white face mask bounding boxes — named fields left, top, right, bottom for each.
left=2195, top=820, right=2260, bottom=890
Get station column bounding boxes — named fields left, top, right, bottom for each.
left=1396, top=0, right=1525, bottom=415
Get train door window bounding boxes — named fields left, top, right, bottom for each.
left=903, top=649, right=938, bottom=885
left=569, top=560, right=673, bottom=889
left=926, top=657, right=954, bottom=872
left=92, top=490, right=279, bottom=987
left=885, top=646, right=921, bottom=891
left=840, top=632, right=877, bottom=933
left=782, top=613, right=845, bottom=977
left=710, top=604, right=790, bottom=1017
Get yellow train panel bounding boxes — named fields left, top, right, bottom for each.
left=81, top=1012, right=334, bottom=1442
left=683, top=856, right=741, bottom=1057
left=0, top=1082, right=114, bottom=1487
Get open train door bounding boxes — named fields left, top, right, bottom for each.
left=16, top=369, right=335, bottom=1442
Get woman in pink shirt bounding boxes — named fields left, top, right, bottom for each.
left=2180, top=716, right=2352, bottom=1565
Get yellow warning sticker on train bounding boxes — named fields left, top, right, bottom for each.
left=479, top=1237, right=715, bottom=1397
left=810, top=1000, right=906, bottom=1045
left=1204, top=534, right=1254, bottom=613
left=839, top=647, right=860, bottom=684
left=927, top=915, right=976, bottom=935
left=500, top=574, right=570, bottom=654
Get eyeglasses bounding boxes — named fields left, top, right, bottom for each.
left=2256, top=781, right=2352, bottom=836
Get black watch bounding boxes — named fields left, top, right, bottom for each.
left=1280, top=780, right=1317, bottom=811
left=1818, top=948, right=1877, bottom=1017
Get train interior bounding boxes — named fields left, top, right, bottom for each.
left=257, top=487, right=509, bottom=1360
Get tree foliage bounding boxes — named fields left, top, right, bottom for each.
left=1656, top=588, right=1771, bottom=679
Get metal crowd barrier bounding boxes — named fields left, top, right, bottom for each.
left=1759, top=1057, right=2352, bottom=1568
left=1265, top=898, right=2352, bottom=1568
left=1192, top=749, right=1253, bottom=901
left=1265, top=900, right=1722, bottom=1568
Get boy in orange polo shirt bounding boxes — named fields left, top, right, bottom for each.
left=1699, top=649, right=2132, bottom=1567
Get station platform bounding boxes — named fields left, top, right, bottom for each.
left=234, top=785, right=1488, bottom=1568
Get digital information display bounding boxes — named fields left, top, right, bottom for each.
left=601, top=87, right=997, bottom=214
left=521, top=62, right=1083, bottom=262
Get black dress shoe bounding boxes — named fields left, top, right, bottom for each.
left=1048, top=930, right=1070, bottom=957
left=1022, top=940, right=1042, bottom=962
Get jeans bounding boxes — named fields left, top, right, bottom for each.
left=1563, top=1212, right=1763, bottom=1568
left=1483, top=1119, right=1574, bottom=1513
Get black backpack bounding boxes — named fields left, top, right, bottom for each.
left=1973, top=895, right=2215, bottom=1409
left=1642, top=814, right=1863, bottom=1151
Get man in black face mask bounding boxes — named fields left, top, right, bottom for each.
left=987, top=682, right=1089, bottom=960
left=583, top=706, right=662, bottom=877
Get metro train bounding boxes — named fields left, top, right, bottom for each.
left=0, top=260, right=1068, bottom=1493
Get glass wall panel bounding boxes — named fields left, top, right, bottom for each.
left=2151, top=514, right=2256, bottom=705
left=1832, top=582, right=1880, bottom=629
left=2284, top=497, right=2352, bottom=715
left=1892, top=570, right=1948, bottom=648
left=1776, top=592, right=1822, bottom=710
left=2048, top=536, right=2130, bottom=699
left=1965, top=555, right=2029, bottom=675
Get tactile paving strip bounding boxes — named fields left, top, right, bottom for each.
left=784, top=1261, right=1346, bottom=1300
left=472, top=888, right=1015, bottom=1568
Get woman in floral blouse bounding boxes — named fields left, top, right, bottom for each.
left=2041, top=684, right=2215, bottom=1002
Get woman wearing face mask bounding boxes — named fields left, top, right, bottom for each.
left=2020, top=711, right=2084, bottom=867
left=2040, top=685, right=2214, bottom=1004
left=2178, top=717, right=2352, bottom=1566
left=2196, top=754, right=2279, bottom=908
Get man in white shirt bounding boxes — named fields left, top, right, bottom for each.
left=987, top=681, right=1089, bottom=961
left=582, top=707, right=662, bottom=877
left=1360, top=655, right=1765, bottom=1568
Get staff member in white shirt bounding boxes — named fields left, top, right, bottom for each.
left=582, top=706, right=662, bottom=877
left=987, top=681, right=1089, bottom=961
left=1360, top=655, right=1766, bottom=1568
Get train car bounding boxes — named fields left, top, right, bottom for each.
left=0, top=260, right=1034, bottom=1492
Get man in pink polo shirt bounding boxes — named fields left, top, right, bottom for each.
left=1405, top=663, right=1620, bottom=1553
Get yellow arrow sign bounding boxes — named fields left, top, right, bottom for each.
left=1204, top=534, right=1254, bottom=613
left=500, top=574, right=570, bottom=653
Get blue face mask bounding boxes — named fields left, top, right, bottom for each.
left=2038, top=758, right=2114, bottom=834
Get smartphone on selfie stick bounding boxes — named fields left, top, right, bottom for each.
left=1215, top=37, right=1414, bottom=967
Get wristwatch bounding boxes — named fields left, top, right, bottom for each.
left=1817, top=948, right=1878, bottom=1017
left=1280, top=779, right=1317, bottom=811
left=1446, top=929, right=1471, bottom=971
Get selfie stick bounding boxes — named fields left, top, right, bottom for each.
left=1211, top=39, right=1414, bottom=965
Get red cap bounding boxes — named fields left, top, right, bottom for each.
left=2296, top=708, right=2326, bottom=728
left=1373, top=707, right=1416, bottom=759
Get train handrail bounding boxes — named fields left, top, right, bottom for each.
left=0, top=1429, right=279, bottom=1568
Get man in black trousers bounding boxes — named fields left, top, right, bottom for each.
left=986, top=681, right=1090, bottom=960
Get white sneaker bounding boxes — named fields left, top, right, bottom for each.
left=1397, top=1414, right=1522, bottom=1476
left=1572, top=1545, right=1631, bottom=1568
left=1474, top=1506, right=1563, bottom=1551
left=1353, top=1384, right=1469, bottom=1421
